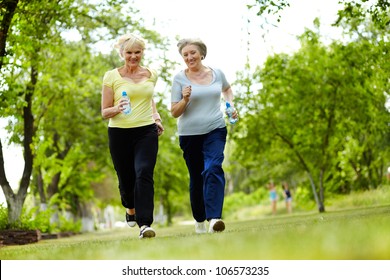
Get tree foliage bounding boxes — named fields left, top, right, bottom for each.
left=335, top=0, right=390, bottom=30
left=250, top=0, right=390, bottom=29
left=1, top=0, right=389, bottom=229
left=232, top=18, right=389, bottom=212
left=0, top=0, right=178, bottom=227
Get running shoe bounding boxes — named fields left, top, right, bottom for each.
left=209, top=219, right=225, bottom=233
left=125, top=212, right=136, bottom=227
left=139, top=225, right=156, bottom=239
left=195, top=221, right=207, bottom=234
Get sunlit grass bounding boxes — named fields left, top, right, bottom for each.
left=326, top=185, right=390, bottom=210
left=1, top=205, right=389, bottom=260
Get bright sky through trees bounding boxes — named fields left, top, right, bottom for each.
left=134, top=0, right=343, bottom=80
left=0, top=0, right=343, bottom=203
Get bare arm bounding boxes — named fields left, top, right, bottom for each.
left=152, top=99, right=164, bottom=136
left=222, top=86, right=238, bottom=119
left=222, top=86, right=234, bottom=106
left=171, top=85, right=191, bottom=118
left=101, top=85, right=127, bottom=119
left=171, top=100, right=189, bottom=118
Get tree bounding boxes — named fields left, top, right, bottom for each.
left=232, top=20, right=389, bottom=212
left=0, top=0, right=19, bottom=70
left=0, top=0, right=172, bottom=226
left=335, top=0, right=390, bottom=30
left=30, top=42, right=112, bottom=217
left=250, top=0, right=390, bottom=30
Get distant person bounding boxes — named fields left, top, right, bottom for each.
left=101, top=33, right=164, bottom=239
left=268, top=182, right=278, bottom=215
left=170, top=38, right=238, bottom=234
left=282, top=182, right=292, bottom=214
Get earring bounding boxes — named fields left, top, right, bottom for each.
left=201, top=56, right=204, bottom=60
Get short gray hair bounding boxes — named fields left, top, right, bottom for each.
left=177, top=38, right=207, bottom=59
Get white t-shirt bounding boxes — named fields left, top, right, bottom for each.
left=171, top=67, right=230, bottom=136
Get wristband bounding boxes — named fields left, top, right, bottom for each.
left=153, top=113, right=161, bottom=122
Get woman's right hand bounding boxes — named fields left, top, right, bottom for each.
left=182, top=85, right=191, bottom=102
left=171, top=85, right=192, bottom=118
left=117, top=98, right=129, bottom=113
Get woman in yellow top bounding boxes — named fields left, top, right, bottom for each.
left=101, top=33, right=164, bottom=239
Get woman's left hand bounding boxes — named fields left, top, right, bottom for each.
left=227, top=105, right=238, bottom=120
left=156, top=120, right=164, bottom=136
left=231, top=108, right=238, bottom=119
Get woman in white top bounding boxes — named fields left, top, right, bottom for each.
left=171, top=38, right=238, bottom=234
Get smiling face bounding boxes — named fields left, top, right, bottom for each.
left=181, top=44, right=203, bottom=69
left=122, top=44, right=144, bottom=67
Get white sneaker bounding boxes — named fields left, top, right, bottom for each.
left=126, top=212, right=136, bottom=227
left=195, top=221, right=207, bottom=234
left=139, top=225, right=156, bottom=239
left=209, top=219, right=225, bottom=233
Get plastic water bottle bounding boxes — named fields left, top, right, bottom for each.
left=225, top=102, right=237, bottom=124
left=121, top=91, right=131, bottom=115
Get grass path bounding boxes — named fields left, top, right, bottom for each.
left=1, top=205, right=390, bottom=260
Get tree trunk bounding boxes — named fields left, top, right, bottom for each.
left=0, top=140, right=15, bottom=205
left=7, top=195, right=24, bottom=226
left=306, top=171, right=324, bottom=212
left=0, top=0, right=19, bottom=70
left=318, top=169, right=325, bottom=213
left=36, top=169, right=47, bottom=206
left=0, top=0, right=20, bottom=222
left=47, top=172, right=61, bottom=198
left=276, top=132, right=326, bottom=213
left=79, top=201, right=95, bottom=232
left=1, top=65, right=37, bottom=225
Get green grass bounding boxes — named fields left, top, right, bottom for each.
left=1, top=204, right=389, bottom=260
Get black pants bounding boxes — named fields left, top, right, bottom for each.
left=108, top=124, right=158, bottom=227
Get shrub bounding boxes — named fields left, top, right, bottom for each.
left=0, top=203, right=8, bottom=230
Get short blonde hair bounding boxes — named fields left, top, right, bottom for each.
left=177, top=38, right=207, bottom=59
left=114, top=33, right=146, bottom=57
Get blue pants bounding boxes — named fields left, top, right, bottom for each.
left=179, top=127, right=227, bottom=222
left=108, top=124, right=158, bottom=227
